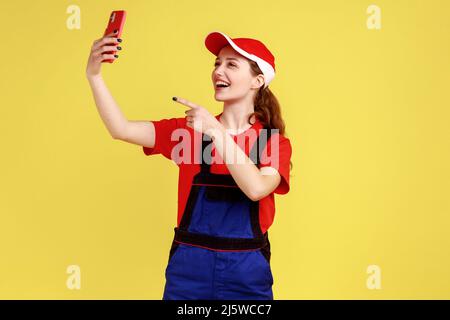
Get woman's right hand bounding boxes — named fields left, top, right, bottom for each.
left=86, top=30, right=122, bottom=78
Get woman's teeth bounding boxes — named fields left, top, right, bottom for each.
left=216, top=81, right=230, bottom=88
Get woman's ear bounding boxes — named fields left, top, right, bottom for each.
left=252, top=74, right=265, bottom=89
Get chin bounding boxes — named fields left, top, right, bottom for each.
left=213, top=92, right=226, bottom=101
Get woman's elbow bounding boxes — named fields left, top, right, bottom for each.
left=247, top=188, right=267, bottom=202
left=247, top=176, right=280, bottom=201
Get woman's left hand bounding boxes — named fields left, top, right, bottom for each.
left=173, top=96, right=224, bottom=136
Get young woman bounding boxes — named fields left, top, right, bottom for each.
left=86, top=30, right=292, bottom=300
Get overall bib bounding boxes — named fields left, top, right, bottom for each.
left=163, top=127, right=273, bottom=300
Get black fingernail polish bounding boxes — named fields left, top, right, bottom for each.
left=114, top=54, right=119, bottom=58
left=172, top=97, right=177, bottom=101
left=117, top=46, right=122, bottom=50
left=117, top=38, right=122, bottom=42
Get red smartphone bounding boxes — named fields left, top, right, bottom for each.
left=102, top=10, right=126, bottom=63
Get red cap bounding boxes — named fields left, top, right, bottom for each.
left=205, top=31, right=276, bottom=89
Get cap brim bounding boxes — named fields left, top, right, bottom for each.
left=204, top=31, right=234, bottom=56
left=205, top=31, right=258, bottom=65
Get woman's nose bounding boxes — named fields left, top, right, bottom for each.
left=214, top=64, right=226, bottom=74
left=213, top=69, right=225, bottom=78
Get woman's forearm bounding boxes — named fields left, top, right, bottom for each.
left=210, top=127, right=277, bottom=201
left=87, top=74, right=128, bottom=139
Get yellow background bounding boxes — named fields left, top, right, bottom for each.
left=1, top=0, right=449, bottom=299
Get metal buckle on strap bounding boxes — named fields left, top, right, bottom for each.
left=173, top=227, right=268, bottom=251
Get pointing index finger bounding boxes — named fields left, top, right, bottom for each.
left=172, top=96, right=198, bottom=109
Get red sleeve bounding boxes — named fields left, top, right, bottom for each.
left=259, top=133, right=292, bottom=195
left=142, top=117, right=186, bottom=161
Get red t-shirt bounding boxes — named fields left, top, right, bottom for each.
left=142, top=113, right=292, bottom=234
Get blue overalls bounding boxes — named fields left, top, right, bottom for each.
left=163, top=127, right=274, bottom=300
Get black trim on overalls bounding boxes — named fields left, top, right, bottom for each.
left=168, top=126, right=273, bottom=262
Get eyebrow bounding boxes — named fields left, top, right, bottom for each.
left=215, top=57, right=240, bottom=62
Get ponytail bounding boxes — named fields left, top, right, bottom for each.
left=247, top=60, right=293, bottom=172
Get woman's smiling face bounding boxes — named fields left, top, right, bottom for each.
left=211, top=45, right=264, bottom=102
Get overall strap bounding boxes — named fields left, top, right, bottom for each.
left=200, top=135, right=213, bottom=173
left=249, top=126, right=272, bottom=168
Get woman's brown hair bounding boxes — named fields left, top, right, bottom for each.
left=247, top=60, right=293, bottom=172
left=247, top=62, right=284, bottom=133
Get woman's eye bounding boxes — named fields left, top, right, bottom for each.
left=214, top=62, right=236, bottom=67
